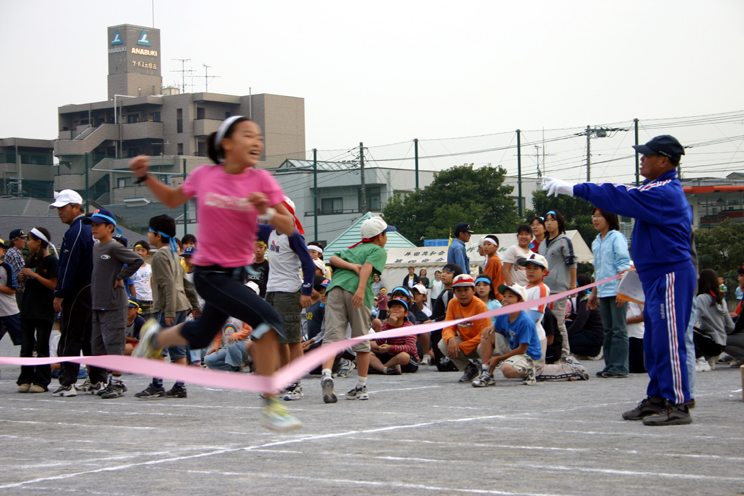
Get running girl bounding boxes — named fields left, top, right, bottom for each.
left=130, top=116, right=301, bottom=431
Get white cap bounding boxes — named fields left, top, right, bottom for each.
left=49, top=189, right=84, bottom=209
left=497, top=283, right=529, bottom=302
left=313, top=258, right=326, bottom=272
left=412, top=283, right=427, bottom=295
left=360, top=216, right=396, bottom=239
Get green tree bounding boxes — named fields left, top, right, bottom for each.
left=696, top=219, right=744, bottom=297
left=382, top=164, right=521, bottom=246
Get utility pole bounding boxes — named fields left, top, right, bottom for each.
left=634, top=118, right=640, bottom=186
left=359, top=142, right=367, bottom=214
left=171, top=59, right=193, bottom=93
left=516, top=129, right=523, bottom=218
left=535, top=145, right=541, bottom=178
left=313, top=148, right=318, bottom=241
left=586, top=125, right=592, bottom=182
left=202, top=64, right=220, bottom=92
left=414, top=138, right=419, bottom=190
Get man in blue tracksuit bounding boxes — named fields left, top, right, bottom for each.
left=543, top=135, right=694, bottom=426
left=50, top=190, right=95, bottom=396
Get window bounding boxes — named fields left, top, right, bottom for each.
left=151, top=111, right=161, bottom=122
left=127, top=114, right=138, bottom=124
left=177, top=143, right=184, bottom=155
left=177, top=108, right=183, bottom=133
left=196, top=107, right=205, bottom=120
left=127, top=148, right=139, bottom=158
left=360, top=186, right=381, bottom=211
left=196, top=140, right=206, bottom=157
left=117, top=177, right=128, bottom=188
left=321, top=198, right=343, bottom=214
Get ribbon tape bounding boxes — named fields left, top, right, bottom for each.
left=0, top=276, right=619, bottom=393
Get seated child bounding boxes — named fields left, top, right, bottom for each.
left=124, top=298, right=146, bottom=356
left=474, top=284, right=543, bottom=386
left=438, top=274, right=490, bottom=383
left=369, top=298, right=420, bottom=374
left=204, top=317, right=253, bottom=372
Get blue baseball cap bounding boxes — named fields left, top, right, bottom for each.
left=455, top=223, right=474, bottom=235
left=632, top=135, right=685, bottom=161
left=182, top=246, right=196, bottom=257
left=113, top=234, right=128, bottom=247
left=388, top=297, right=409, bottom=311
left=128, top=297, right=140, bottom=309
left=83, top=208, right=123, bottom=234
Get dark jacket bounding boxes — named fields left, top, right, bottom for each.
left=54, top=215, right=94, bottom=298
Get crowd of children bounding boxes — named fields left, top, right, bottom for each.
left=3, top=125, right=744, bottom=433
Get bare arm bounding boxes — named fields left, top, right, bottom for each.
left=21, top=268, right=58, bottom=291
left=569, top=267, right=577, bottom=288
left=502, top=263, right=513, bottom=286
left=130, top=155, right=192, bottom=208
left=352, top=262, right=374, bottom=308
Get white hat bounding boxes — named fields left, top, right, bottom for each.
left=313, top=258, right=326, bottom=272
left=49, top=189, right=83, bottom=209
left=411, top=283, right=427, bottom=295
left=497, top=283, right=529, bottom=302
left=360, top=216, right=396, bottom=239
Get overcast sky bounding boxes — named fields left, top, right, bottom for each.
left=2, top=1, right=743, bottom=182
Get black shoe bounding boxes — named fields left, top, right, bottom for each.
left=596, top=370, right=607, bottom=378
left=622, top=396, right=666, bottom=421
left=601, top=371, right=629, bottom=378
left=134, top=384, right=166, bottom=399
left=458, top=362, right=479, bottom=383
left=99, top=383, right=125, bottom=399
left=642, top=403, right=692, bottom=426
left=165, top=385, right=187, bottom=398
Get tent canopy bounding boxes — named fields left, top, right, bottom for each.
left=379, top=230, right=593, bottom=292
left=323, top=212, right=416, bottom=256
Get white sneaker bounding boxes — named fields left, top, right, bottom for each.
left=695, top=357, right=711, bottom=372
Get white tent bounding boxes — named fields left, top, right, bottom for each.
left=379, top=230, right=592, bottom=292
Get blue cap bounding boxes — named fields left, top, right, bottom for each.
left=128, top=297, right=140, bottom=308
left=632, top=135, right=685, bottom=161
left=391, top=286, right=411, bottom=297
left=9, top=229, right=26, bottom=240
left=182, top=246, right=196, bottom=257
left=455, top=223, right=474, bottom=235
left=112, top=234, right=128, bottom=247
left=83, top=208, right=123, bottom=234
left=388, top=297, right=409, bottom=311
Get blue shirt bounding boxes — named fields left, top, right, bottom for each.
left=494, top=311, right=542, bottom=361
left=447, top=238, right=469, bottom=273
left=591, top=230, right=631, bottom=298
left=574, top=169, right=692, bottom=283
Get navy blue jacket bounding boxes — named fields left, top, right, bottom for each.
left=573, top=169, right=692, bottom=283
left=54, top=215, right=94, bottom=298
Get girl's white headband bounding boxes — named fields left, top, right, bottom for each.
left=213, top=115, right=246, bottom=164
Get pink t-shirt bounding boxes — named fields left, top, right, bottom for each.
left=182, top=165, right=285, bottom=268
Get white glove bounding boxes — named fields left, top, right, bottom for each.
left=542, top=176, right=575, bottom=197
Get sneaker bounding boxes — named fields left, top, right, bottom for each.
left=563, top=356, right=590, bottom=381
left=385, top=365, right=402, bottom=375
left=135, top=384, right=166, bottom=399
left=346, top=384, right=369, bottom=400
left=471, top=371, right=495, bottom=387
left=642, top=403, right=692, bottom=426
left=321, top=376, right=337, bottom=403
left=52, top=384, right=77, bottom=397
left=458, top=362, right=479, bottom=383
left=99, top=383, right=125, bottom=399
left=132, top=318, right=163, bottom=359
left=77, top=381, right=105, bottom=395
left=17, top=383, right=31, bottom=393
left=730, top=359, right=743, bottom=368
left=596, top=370, right=607, bottom=378
left=165, top=385, right=187, bottom=398
left=600, top=370, right=628, bottom=378
left=521, top=366, right=536, bottom=386
left=336, top=358, right=355, bottom=378
left=717, top=352, right=733, bottom=363
left=29, top=385, right=47, bottom=393
left=282, top=383, right=304, bottom=401
left=260, top=397, right=302, bottom=432
left=622, top=396, right=666, bottom=421
left=420, top=355, right=433, bottom=366
left=695, top=357, right=711, bottom=372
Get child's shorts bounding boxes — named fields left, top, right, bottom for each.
left=323, top=287, right=371, bottom=353
left=503, top=354, right=534, bottom=376
left=266, top=291, right=302, bottom=345
left=374, top=351, right=419, bottom=373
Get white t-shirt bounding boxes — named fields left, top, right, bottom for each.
left=525, top=282, right=550, bottom=341
left=267, top=230, right=302, bottom=293
left=430, top=279, right=444, bottom=301
left=132, top=263, right=153, bottom=301
left=626, top=301, right=644, bottom=339
left=501, top=244, right=531, bottom=287
left=0, top=263, right=19, bottom=317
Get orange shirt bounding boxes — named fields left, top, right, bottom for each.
left=443, top=296, right=490, bottom=355
left=483, top=255, right=505, bottom=300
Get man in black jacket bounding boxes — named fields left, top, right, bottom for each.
left=50, top=190, right=94, bottom=397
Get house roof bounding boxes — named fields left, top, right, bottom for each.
left=323, top=212, right=415, bottom=255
